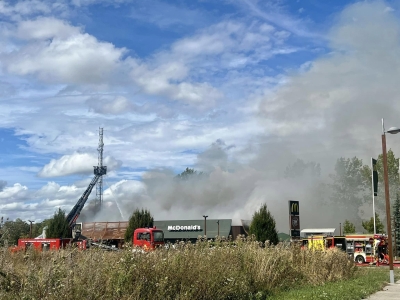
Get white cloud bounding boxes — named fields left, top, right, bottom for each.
left=86, top=96, right=134, bottom=115
left=16, top=17, right=81, bottom=40
left=38, top=152, right=122, bottom=177
left=2, top=17, right=126, bottom=84
left=0, top=183, right=29, bottom=203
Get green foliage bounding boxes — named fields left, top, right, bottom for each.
left=31, top=219, right=50, bottom=238
left=394, top=193, right=400, bottom=256
left=0, top=239, right=358, bottom=300
left=249, top=204, right=279, bottom=245
left=46, top=208, right=71, bottom=238
left=362, top=213, right=385, bottom=234
left=284, top=159, right=321, bottom=178
left=343, top=220, right=356, bottom=234
left=124, top=208, right=154, bottom=243
left=329, top=157, right=370, bottom=218
left=175, top=167, right=203, bottom=180
left=363, top=149, right=399, bottom=212
left=268, top=268, right=400, bottom=300
left=0, top=219, right=29, bottom=246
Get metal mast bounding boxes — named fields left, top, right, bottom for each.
left=95, top=128, right=104, bottom=211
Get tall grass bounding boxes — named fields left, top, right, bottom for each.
left=0, top=237, right=356, bottom=300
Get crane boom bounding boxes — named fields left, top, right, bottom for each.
left=66, top=166, right=107, bottom=228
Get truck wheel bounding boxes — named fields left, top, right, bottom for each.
left=355, top=255, right=365, bottom=264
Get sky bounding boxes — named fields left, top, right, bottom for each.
left=1, top=0, right=400, bottom=233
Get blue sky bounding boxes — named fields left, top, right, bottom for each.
left=1, top=0, right=400, bottom=230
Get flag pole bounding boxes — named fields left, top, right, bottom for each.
left=371, top=157, right=376, bottom=235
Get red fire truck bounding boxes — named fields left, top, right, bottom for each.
left=12, top=238, right=87, bottom=252
left=11, top=164, right=165, bottom=252
left=345, top=234, right=389, bottom=264
left=133, top=227, right=164, bottom=250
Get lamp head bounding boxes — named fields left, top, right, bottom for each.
left=387, top=127, right=400, bottom=134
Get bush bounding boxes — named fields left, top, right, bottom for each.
left=0, top=238, right=356, bottom=300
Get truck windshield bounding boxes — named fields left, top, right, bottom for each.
left=153, top=231, right=164, bottom=242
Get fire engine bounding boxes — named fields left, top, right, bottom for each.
left=345, top=234, right=388, bottom=264
left=133, top=227, right=165, bottom=250
left=11, top=164, right=164, bottom=252
left=302, top=234, right=389, bottom=265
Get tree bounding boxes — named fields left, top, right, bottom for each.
left=249, top=204, right=279, bottom=245
left=343, top=220, right=356, bottom=234
left=31, top=219, right=51, bottom=238
left=362, top=213, right=385, bottom=234
left=46, top=208, right=71, bottom=238
left=393, top=193, right=400, bottom=256
left=124, top=208, right=154, bottom=243
left=0, top=218, right=30, bottom=246
left=329, top=157, right=370, bottom=219
left=363, top=149, right=399, bottom=213
left=284, top=159, right=321, bottom=178
left=175, top=167, right=203, bottom=180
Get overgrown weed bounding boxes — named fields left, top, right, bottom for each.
left=0, top=237, right=356, bottom=300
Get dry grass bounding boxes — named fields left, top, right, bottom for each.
left=0, top=237, right=356, bottom=300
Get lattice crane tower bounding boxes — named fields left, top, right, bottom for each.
left=95, top=128, right=104, bottom=210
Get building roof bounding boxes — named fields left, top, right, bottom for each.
left=301, top=228, right=336, bottom=233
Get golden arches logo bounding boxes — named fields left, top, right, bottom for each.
left=290, top=202, right=299, bottom=214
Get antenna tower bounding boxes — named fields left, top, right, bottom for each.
left=95, top=128, right=104, bottom=211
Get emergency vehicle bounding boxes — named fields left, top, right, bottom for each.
left=11, top=165, right=165, bottom=252
left=12, top=238, right=87, bottom=252
left=345, top=234, right=388, bottom=264
left=133, top=227, right=165, bottom=250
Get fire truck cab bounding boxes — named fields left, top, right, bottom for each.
left=133, top=227, right=164, bottom=250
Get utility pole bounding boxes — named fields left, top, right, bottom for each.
left=340, top=223, right=342, bottom=236
left=217, top=220, right=220, bottom=237
left=95, top=128, right=104, bottom=211
left=28, top=220, right=35, bottom=238
left=203, top=215, right=208, bottom=237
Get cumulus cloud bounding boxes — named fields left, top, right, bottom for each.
left=38, top=152, right=122, bottom=177
left=86, top=96, right=135, bottom=115
left=0, top=183, right=29, bottom=203
left=16, top=17, right=81, bottom=40
left=2, top=17, right=126, bottom=84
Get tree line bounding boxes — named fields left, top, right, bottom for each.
left=2, top=150, right=400, bottom=249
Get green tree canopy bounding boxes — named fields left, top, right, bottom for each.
left=175, top=167, right=203, bottom=180
left=362, top=213, right=385, bottom=234
left=393, top=193, right=400, bottom=256
left=329, top=157, right=370, bottom=218
left=0, top=218, right=29, bottom=246
left=124, top=208, right=154, bottom=243
left=46, top=208, right=71, bottom=238
left=363, top=149, right=399, bottom=212
left=284, top=159, right=321, bottom=178
left=249, top=204, right=279, bottom=245
left=343, top=220, right=356, bottom=234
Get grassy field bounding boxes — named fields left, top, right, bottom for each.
left=0, top=238, right=392, bottom=300
left=269, top=267, right=399, bottom=300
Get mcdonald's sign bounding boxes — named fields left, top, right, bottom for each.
left=289, top=200, right=299, bottom=215
left=289, top=200, right=300, bottom=238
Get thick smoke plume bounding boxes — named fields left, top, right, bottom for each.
left=82, top=1, right=400, bottom=233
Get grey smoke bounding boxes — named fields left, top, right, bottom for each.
left=83, top=1, right=400, bottom=233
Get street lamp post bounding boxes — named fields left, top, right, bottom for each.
left=203, top=215, right=208, bottom=237
left=28, top=220, right=35, bottom=238
left=217, top=220, right=220, bottom=237
left=381, top=119, right=400, bottom=284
